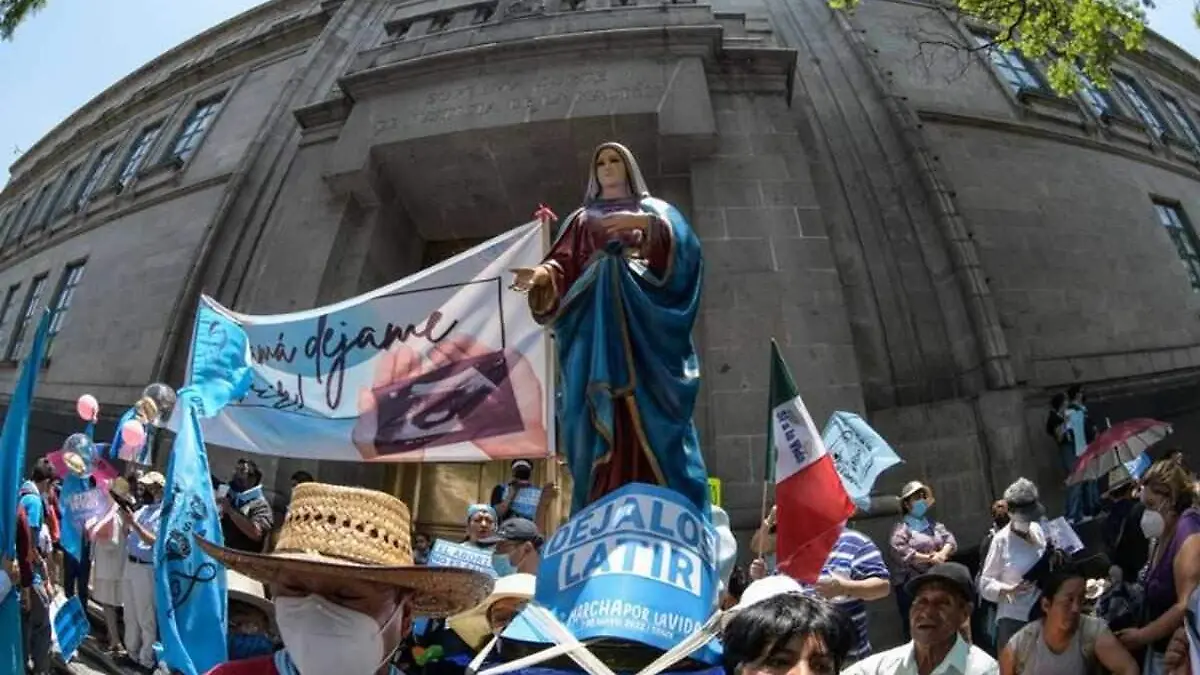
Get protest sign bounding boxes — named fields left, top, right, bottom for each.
left=1043, top=517, right=1084, bottom=554
left=51, top=596, right=89, bottom=662
left=62, top=485, right=113, bottom=531
left=822, top=411, right=902, bottom=507
left=504, top=484, right=543, bottom=520
left=503, top=483, right=721, bottom=664
left=172, top=221, right=552, bottom=463
left=428, top=539, right=497, bottom=578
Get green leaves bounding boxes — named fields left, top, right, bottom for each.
left=832, top=0, right=1150, bottom=95
left=1, top=0, right=48, bottom=41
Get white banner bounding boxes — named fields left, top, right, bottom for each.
left=179, top=221, right=552, bottom=463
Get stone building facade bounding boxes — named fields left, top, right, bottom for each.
left=5, top=0, right=1200, bottom=644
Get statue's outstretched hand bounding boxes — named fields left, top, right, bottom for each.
left=509, top=266, right=550, bottom=293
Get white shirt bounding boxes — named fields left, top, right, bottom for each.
left=978, top=522, right=1046, bottom=621
left=843, top=635, right=998, bottom=675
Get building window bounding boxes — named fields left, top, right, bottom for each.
left=389, top=20, right=412, bottom=37
left=7, top=274, right=47, bottom=361
left=471, top=5, right=494, bottom=23
left=1158, top=91, right=1200, bottom=148
left=4, top=199, right=29, bottom=247
left=169, top=95, right=225, bottom=163
left=46, top=164, right=81, bottom=223
left=1076, top=69, right=1114, bottom=116
left=428, top=13, right=453, bottom=31
left=45, top=261, right=86, bottom=361
left=1114, top=75, right=1166, bottom=137
left=971, top=33, right=1045, bottom=94
left=0, top=285, right=20, bottom=348
left=117, top=123, right=163, bottom=188
left=77, top=146, right=117, bottom=208
left=21, top=182, right=55, bottom=236
left=1155, top=202, right=1200, bottom=291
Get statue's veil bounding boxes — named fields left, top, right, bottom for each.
left=583, top=142, right=651, bottom=202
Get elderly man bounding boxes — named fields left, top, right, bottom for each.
left=846, top=563, right=997, bottom=675
left=202, top=482, right=492, bottom=675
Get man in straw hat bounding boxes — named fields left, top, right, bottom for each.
left=202, top=482, right=493, bottom=675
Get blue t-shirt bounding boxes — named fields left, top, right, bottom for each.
left=820, top=528, right=890, bottom=660
left=19, top=492, right=44, bottom=583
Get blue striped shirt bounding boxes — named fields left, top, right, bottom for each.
left=821, top=528, right=889, bottom=659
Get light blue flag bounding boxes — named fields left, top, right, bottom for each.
left=822, top=411, right=903, bottom=510
left=0, top=310, right=52, bottom=675
left=154, top=394, right=228, bottom=675
left=186, top=302, right=253, bottom=418
left=153, top=302, right=253, bottom=675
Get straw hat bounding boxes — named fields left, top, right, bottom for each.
left=448, top=573, right=536, bottom=649
left=227, top=569, right=275, bottom=619
left=196, top=483, right=493, bottom=617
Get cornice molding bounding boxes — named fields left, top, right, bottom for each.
left=916, top=106, right=1200, bottom=183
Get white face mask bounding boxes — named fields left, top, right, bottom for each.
left=1141, top=508, right=1166, bottom=539
left=275, top=594, right=399, bottom=675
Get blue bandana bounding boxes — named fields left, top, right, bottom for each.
left=467, top=503, right=496, bottom=523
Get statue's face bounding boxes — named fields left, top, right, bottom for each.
left=594, top=148, right=628, bottom=195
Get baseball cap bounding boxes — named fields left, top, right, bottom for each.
left=478, top=517, right=543, bottom=547
left=904, top=562, right=975, bottom=604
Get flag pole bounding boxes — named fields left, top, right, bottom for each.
left=535, top=205, right=562, bottom=532
left=757, top=481, right=769, bottom=559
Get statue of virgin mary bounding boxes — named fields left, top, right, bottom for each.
left=511, top=142, right=710, bottom=515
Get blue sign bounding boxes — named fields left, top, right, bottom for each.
left=503, top=483, right=721, bottom=664
left=52, top=596, right=89, bottom=662
left=428, top=539, right=496, bottom=578
left=505, top=484, right=543, bottom=521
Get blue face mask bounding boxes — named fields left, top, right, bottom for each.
left=910, top=499, right=929, bottom=519
left=492, top=553, right=517, bottom=577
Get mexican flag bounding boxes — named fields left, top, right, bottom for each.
left=766, top=339, right=856, bottom=583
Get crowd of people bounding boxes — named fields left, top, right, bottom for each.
left=4, top=427, right=1200, bottom=675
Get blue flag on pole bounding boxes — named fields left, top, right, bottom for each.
left=154, top=395, right=228, bottom=675
left=822, top=411, right=903, bottom=509
left=0, top=310, right=52, bottom=675
left=154, top=302, right=252, bottom=675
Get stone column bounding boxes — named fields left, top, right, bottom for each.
left=691, top=90, right=865, bottom=539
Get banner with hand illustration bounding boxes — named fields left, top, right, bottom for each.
left=173, top=222, right=552, bottom=462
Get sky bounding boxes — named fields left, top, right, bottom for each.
left=0, top=0, right=264, bottom=185
left=0, top=0, right=1198, bottom=187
